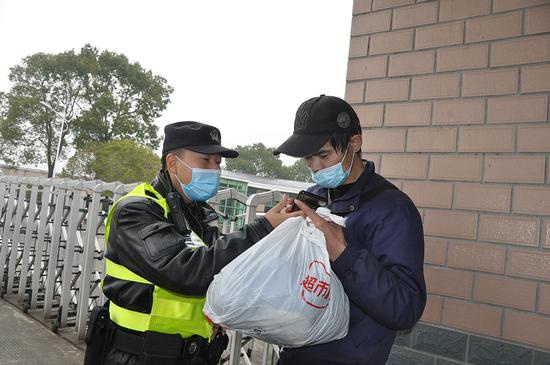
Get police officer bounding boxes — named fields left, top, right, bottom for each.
left=88, top=121, right=302, bottom=365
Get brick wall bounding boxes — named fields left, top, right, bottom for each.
left=347, top=0, right=550, bottom=362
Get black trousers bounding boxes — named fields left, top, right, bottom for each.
left=104, top=348, right=209, bottom=365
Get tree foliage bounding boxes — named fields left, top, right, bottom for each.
left=224, top=143, right=312, bottom=182
left=0, top=44, right=173, bottom=177
left=62, top=140, right=160, bottom=183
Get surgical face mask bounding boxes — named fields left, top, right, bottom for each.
left=174, top=155, right=221, bottom=201
left=311, top=145, right=355, bottom=189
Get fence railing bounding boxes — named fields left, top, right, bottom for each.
left=0, top=175, right=281, bottom=365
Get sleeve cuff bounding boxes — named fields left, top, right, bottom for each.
left=331, top=244, right=361, bottom=277
left=256, top=216, right=274, bottom=235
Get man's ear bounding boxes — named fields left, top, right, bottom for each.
left=350, top=134, right=362, bottom=154
left=165, top=152, right=178, bottom=174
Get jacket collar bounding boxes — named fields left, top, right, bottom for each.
left=311, top=160, right=376, bottom=215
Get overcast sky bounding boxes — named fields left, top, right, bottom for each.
left=0, top=0, right=353, bottom=166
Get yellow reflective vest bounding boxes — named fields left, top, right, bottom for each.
left=103, top=183, right=213, bottom=339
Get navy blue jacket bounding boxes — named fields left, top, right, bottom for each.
left=279, top=161, right=426, bottom=365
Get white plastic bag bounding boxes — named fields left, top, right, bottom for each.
left=203, top=208, right=350, bottom=347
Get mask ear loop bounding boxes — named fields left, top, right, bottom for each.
left=173, top=155, right=192, bottom=196
left=344, top=146, right=356, bottom=175
left=328, top=144, right=355, bottom=203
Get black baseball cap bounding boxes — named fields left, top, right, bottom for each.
left=162, top=121, right=239, bottom=158
left=273, top=95, right=361, bottom=157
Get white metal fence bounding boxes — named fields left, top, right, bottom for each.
left=0, top=175, right=281, bottom=365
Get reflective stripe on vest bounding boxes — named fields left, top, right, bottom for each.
left=104, top=182, right=213, bottom=339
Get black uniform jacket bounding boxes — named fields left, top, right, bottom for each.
left=103, top=170, right=273, bottom=313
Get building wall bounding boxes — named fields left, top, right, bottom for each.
left=0, top=165, right=48, bottom=177
left=347, top=0, right=550, bottom=363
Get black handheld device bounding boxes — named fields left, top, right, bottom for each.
left=290, top=190, right=328, bottom=212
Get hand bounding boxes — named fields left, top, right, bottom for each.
left=264, top=194, right=305, bottom=229
left=294, top=199, right=347, bottom=261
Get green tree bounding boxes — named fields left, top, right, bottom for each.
left=71, top=45, right=172, bottom=149
left=224, top=143, right=312, bottom=182
left=0, top=44, right=173, bottom=177
left=224, top=143, right=287, bottom=178
left=62, top=140, right=160, bottom=183
left=286, top=159, right=312, bottom=182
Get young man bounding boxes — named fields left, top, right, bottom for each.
left=274, top=95, right=426, bottom=364
left=89, top=121, right=302, bottom=365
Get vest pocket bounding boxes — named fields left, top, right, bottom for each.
left=103, top=274, right=154, bottom=313
left=139, top=222, right=183, bottom=261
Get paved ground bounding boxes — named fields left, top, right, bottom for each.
left=0, top=297, right=274, bottom=365
left=0, top=298, right=84, bottom=365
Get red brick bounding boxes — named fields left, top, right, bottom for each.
left=439, top=0, right=491, bottom=21
left=487, top=95, right=548, bottom=123
left=466, top=11, right=522, bottom=43
left=522, top=64, right=550, bottom=93
left=392, top=2, right=438, bottom=29
left=407, top=127, right=457, bottom=152
left=430, top=155, right=482, bottom=182
left=454, top=183, right=511, bottom=213
left=433, top=99, right=485, bottom=125
left=363, top=153, right=381, bottom=169
left=539, top=284, right=550, bottom=315
left=484, top=156, right=546, bottom=184
left=463, top=68, right=518, bottom=97
left=424, top=209, right=477, bottom=240
left=345, top=82, right=365, bottom=104
left=388, top=50, right=434, bottom=76
left=518, top=125, right=550, bottom=152
left=437, top=44, right=488, bottom=72
left=443, top=299, right=502, bottom=337
left=424, top=237, right=448, bottom=265
left=513, top=186, right=550, bottom=215
left=362, top=128, right=406, bottom=152
left=493, top=0, right=550, bottom=12
left=415, top=21, right=464, bottom=50
left=372, top=0, right=414, bottom=11
left=365, top=78, right=409, bottom=102
left=411, top=73, right=460, bottom=99
left=351, top=10, right=391, bottom=36
left=525, top=4, right=550, bottom=34
left=347, top=56, right=387, bottom=80
left=491, top=34, right=550, bottom=66
left=503, top=310, right=550, bottom=350
left=380, top=154, right=429, bottom=179
left=349, top=36, right=370, bottom=58
left=421, top=295, right=443, bottom=324
left=425, top=265, right=473, bottom=298
left=474, top=274, right=537, bottom=311
left=354, top=0, right=373, bottom=14
left=509, top=249, right=550, bottom=281
left=479, top=215, right=539, bottom=246
left=354, top=104, right=383, bottom=127
left=385, top=102, right=431, bottom=126
left=370, top=29, right=414, bottom=55
left=448, top=241, right=506, bottom=274
left=458, top=126, right=514, bottom=153
left=402, top=181, right=453, bottom=209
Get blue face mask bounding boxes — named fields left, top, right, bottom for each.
left=311, top=146, right=355, bottom=189
left=174, top=155, right=221, bottom=201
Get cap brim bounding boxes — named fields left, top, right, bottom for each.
left=186, top=144, right=239, bottom=158
left=273, top=133, right=330, bottom=158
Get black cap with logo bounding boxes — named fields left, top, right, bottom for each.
left=273, top=95, right=361, bottom=157
left=162, top=121, right=239, bottom=158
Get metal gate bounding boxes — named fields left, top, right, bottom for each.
left=0, top=175, right=281, bottom=365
